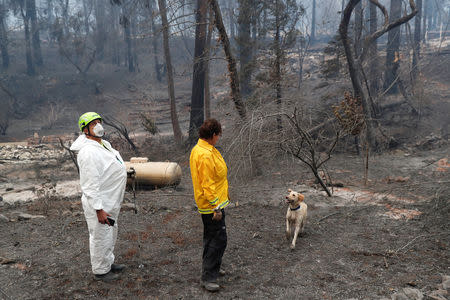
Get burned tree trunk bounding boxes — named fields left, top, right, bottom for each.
left=368, top=0, right=379, bottom=95
left=28, top=0, right=43, bottom=66
left=354, top=1, right=363, bottom=56
left=412, top=0, right=422, bottom=82
left=158, top=0, right=183, bottom=144
left=208, top=0, right=247, bottom=120
left=422, top=0, right=427, bottom=41
left=110, top=3, right=121, bottom=66
left=237, top=0, right=253, bottom=98
left=0, top=3, right=9, bottom=69
left=21, top=4, right=35, bottom=76
left=383, top=0, right=402, bottom=94
left=121, top=10, right=135, bottom=73
left=188, top=0, right=208, bottom=144
left=103, top=116, right=139, bottom=155
left=94, top=0, right=106, bottom=60
left=311, top=0, right=316, bottom=41
left=149, top=2, right=163, bottom=82
left=82, top=0, right=90, bottom=35
left=274, top=0, right=282, bottom=130
left=204, top=6, right=214, bottom=119
left=339, top=0, right=417, bottom=151
left=225, top=1, right=235, bottom=40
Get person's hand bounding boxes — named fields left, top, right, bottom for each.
left=96, top=209, right=111, bottom=225
left=212, top=210, right=222, bottom=221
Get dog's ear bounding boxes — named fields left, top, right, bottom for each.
left=298, top=193, right=305, bottom=202
left=288, top=189, right=292, bottom=192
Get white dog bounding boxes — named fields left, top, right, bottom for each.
left=285, top=189, right=307, bottom=250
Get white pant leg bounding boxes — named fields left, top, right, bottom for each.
left=85, top=216, right=116, bottom=275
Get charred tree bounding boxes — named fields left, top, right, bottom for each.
left=110, top=3, right=121, bottom=66
left=18, top=0, right=36, bottom=75
left=237, top=0, right=253, bottom=98
left=46, top=0, right=54, bottom=44
left=339, top=0, right=417, bottom=150
left=149, top=0, right=163, bottom=82
left=28, top=0, right=42, bottom=66
left=157, top=0, right=182, bottom=144
left=311, top=0, right=316, bottom=41
left=368, top=0, right=378, bottom=95
left=103, top=116, right=139, bottom=155
left=354, top=1, right=363, bottom=56
left=274, top=0, right=282, bottom=130
left=209, top=0, right=247, bottom=120
left=94, top=0, right=106, bottom=60
left=422, top=0, right=427, bottom=40
left=82, top=0, right=91, bottom=35
left=204, top=6, right=214, bottom=119
left=0, top=3, right=9, bottom=69
left=383, top=0, right=402, bottom=94
left=412, top=0, right=422, bottom=82
left=188, top=0, right=208, bottom=143
left=225, top=0, right=235, bottom=40
left=120, top=4, right=135, bottom=73
left=131, top=15, right=138, bottom=71
left=265, top=0, right=302, bottom=129
left=281, top=108, right=341, bottom=197
left=62, top=0, right=69, bottom=36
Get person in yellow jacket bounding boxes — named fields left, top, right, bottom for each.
left=189, top=118, right=229, bottom=292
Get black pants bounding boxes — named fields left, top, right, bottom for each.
left=201, top=209, right=227, bottom=282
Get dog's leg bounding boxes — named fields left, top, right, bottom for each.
left=300, top=216, right=307, bottom=234
left=285, top=218, right=291, bottom=240
left=290, top=223, right=301, bottom=250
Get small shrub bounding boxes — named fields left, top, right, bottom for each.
left=140, top=113, right=158, bottom=135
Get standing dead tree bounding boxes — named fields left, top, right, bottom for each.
left=339, top=0, right=417, bottom=151
left=280, top=108, right=340, bottom=197
left=223, top=105, right=340, bottom=196
left=188, top=0, right=208, bottom=144
left=58, top=48, right=97, bottom=77
left=158, top=0, right=182, bottom=144
left=103, top=115, right=139, bottom=155
left=208, top=0, right=247, bottom=120
left=58, top=137, right=79, bottom=174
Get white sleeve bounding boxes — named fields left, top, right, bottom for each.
left=78, top=148, right=104, bottom=210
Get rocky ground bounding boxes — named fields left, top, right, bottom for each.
left=0, top=139, right=449, bottom=299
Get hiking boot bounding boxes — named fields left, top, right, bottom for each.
left=111, top=263, right=125, bottom=273
left=201, top=281, right=220, bottom=292
left=94, top=271, right=120, bottom=282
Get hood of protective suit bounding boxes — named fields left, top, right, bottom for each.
left=70, top=134, right=98, bottom=152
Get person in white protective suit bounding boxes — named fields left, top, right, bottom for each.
left=70, top=112, right=127, bottom=282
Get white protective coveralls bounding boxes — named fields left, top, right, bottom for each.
left=70, top=134, right=127, bottom=274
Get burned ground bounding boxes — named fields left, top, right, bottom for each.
left=0, top=143, right=449, bottom=299
left=1, top=40, right=449, bottom=300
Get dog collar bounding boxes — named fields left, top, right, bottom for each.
left=290, top=205, right=301, bottom=211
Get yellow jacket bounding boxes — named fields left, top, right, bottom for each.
left=190, top=139, right=229, bottom=214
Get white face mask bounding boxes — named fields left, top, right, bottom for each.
left=92, top=123, right=104, bottom=137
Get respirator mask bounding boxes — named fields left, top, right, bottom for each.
left=92, top=123, right=105, bottom=138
